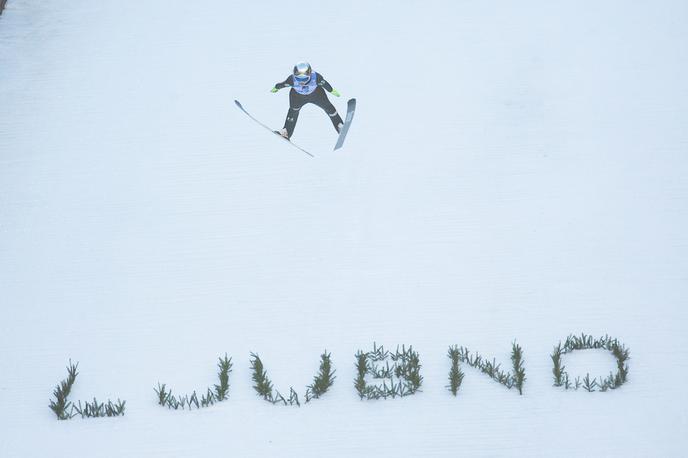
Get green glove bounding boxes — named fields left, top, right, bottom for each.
left=330, top=88, right=341, bottom=97
left=270, top=87, right=279, bottom=93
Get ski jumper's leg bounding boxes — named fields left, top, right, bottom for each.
left=283, top=89, right=306, bottom=138
left=312, top=88, right=344, bottom=132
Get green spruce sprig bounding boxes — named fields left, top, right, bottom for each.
left=551, top=344, right=565, bottom=387
left=447, top=346, right=465, bottom=396
left=305, top=351, right=336, bottom=402
left=250, top=353, right=275, bottom=402
left=354, top=350, right=369, bottom=400
left=582, top=373, right=597, bottom=392
left=214, top=354, right=233, bottom=401
left=511, top=342, right=526, bottom=395
left=49, top=360, right=78, bottom=420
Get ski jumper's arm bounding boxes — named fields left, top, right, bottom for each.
left=272, top=75, right=294, bottom=92
left=317, top=74, right=340, bottom=97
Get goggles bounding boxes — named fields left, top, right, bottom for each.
left=294, top=74, right=311, bottom=85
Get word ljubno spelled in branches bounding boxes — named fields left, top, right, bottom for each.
left=49, top=334, right=630, bottom=420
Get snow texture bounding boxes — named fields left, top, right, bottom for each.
left=1, top=0, right=687, bottom=456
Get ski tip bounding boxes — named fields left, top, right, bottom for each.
left=234, top=99, right=242, bottom=108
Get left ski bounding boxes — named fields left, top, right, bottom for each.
left=334, top=98, right=356, bottom=151
left=234, top=100, right=314, bottom=158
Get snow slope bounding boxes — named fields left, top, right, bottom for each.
left=1, top=0, right=687, bottom=456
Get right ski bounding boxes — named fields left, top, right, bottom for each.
left=234, top=99, right=314, bottom=158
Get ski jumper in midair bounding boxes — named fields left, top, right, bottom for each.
left=271, top=62, right=343, bottom=139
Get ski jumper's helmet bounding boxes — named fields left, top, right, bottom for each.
left=293, top=62, right=312, bottom=85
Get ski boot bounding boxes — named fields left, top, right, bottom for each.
left=274, top=128, right=289, bottom=139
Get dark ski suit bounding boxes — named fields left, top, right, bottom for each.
left=274, top=72, right=343, bottom=138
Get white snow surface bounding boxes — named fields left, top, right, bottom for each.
left=1, top=1, right=688, bottom=456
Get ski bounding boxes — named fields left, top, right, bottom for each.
left=334, top=98, right=356, bottom=151
left=234, top=99, right=314, bottom=158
